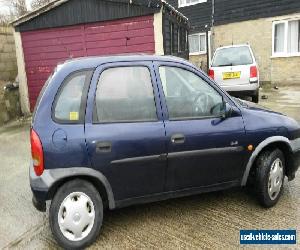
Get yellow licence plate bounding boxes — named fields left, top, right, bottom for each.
left=223, top=72, right=241, bottom=80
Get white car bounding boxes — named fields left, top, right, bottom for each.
left=209, top=44, right=259, bottom=103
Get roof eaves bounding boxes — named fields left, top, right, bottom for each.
left=11, top=0, right=188, bottom=27
left=11, top=0, right=69, bottom=26
left=161, top=0, right=188, bottom=21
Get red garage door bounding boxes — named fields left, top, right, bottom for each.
left=21, top=15, right=155, bottom=110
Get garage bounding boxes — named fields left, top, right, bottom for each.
left=12, top=0, right=189, bottom=112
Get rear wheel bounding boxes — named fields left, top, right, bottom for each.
left=252, top=90, right=259, bottom=103
left=49, top=179, right=103, bottom=249
left=255, top=149, right=285, bottom=208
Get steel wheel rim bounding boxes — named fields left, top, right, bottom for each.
left=268, top=158, right=283, bottom=201
left=58, top=192, right=95, bottom=241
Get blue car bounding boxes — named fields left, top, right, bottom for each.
left=30, top=55, right=300, bottom=249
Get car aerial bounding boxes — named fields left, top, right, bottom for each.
left=209, top=44, right=260, bottom=103
left=30, top=55, right=300, bottom=249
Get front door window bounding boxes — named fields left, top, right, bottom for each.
left=159, top=66, right=223, bottom=120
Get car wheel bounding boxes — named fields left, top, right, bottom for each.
left=255, top=149, right=285, bottom=208
left=252, top=91, right=259, bottom=103
left=49, top=179, right=103, bottom=249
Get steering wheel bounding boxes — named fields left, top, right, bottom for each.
left=193, top=92, right=210, bottom=115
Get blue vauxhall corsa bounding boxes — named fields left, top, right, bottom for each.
left=30, top=55, right=300, bottom=249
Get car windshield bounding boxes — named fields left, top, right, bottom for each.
left=212, top=46, right=253, bottom=67
left=232, top=97, right=248, bottom=107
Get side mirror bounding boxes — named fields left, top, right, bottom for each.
left=220, top=101, right=232, bottom=119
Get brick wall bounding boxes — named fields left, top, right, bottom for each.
left=271, top=57, right=300, bottom=85
left=0, top=26, right=17, bottom=81
left=189, top=54, right=208, bottom=73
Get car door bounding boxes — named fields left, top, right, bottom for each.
left=85, top=62, right=167, bottom=201
left=154, top=62, right=247, bottom=191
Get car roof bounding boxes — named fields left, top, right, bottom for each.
left=215, top=44, right=251, bottom=51
left=58, top=54, right=193, bottom=71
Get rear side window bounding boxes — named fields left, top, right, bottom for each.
left=212, top=46, right=253, bottom=67
left=94, top=66, right=157, bottom=123
left=53, top=70, right=92, bottom=123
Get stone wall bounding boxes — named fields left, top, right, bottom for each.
left=0, top=81, right=22, bottom=125
left=0, top=26, right=17, bottom=81
left=0, top=27, right=21, bottom=125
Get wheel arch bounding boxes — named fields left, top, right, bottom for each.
left=241, top=136, right=293, bottom=186
left=46, top=168, right=115, bottom=209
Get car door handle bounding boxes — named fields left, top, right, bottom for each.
left=171, top=134, right=185, bottom=144
left=95, top=141, right=112, bottom=153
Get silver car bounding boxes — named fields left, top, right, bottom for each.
left=209, top=44, right=259, bottom=103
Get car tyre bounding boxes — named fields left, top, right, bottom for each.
left=49, top=179, right=103, bottom=249
left=252, top=90, right=259, bottom=103
left=255, top=149, right=285, bottom=208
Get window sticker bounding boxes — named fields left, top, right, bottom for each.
left=69, top=112, right=79, bottom=121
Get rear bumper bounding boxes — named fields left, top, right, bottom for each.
left=228, top=90, right=258, bottom=98
left=30, top=162, right=49, bottom=212
left=220, top=82, right=259, bottom=93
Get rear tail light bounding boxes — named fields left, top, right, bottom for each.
left=208, top=69, right=215, bottom=80
left=30, top=129, right=44, bottom=176
left=250, top=66, right=258, bottom=78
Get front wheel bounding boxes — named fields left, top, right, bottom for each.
left=255, top=149, right=285, bottom=208
left=49, top=179, right=103, bottom=249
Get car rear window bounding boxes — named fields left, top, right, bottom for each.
left=212, top=46, right=253, bottom=67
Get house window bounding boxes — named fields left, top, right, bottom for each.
left=178, top=28, right=181, bottom=52
left=168, top=21, right=188, bottom=55
left=189, top=33, right=206, bottom=55
left=178, top=0, right=207, bottom=8
left=170, top=22, right=174, bottom=53
left=273, top=19, right=300, bottom=56
left=172, top=24, right=178, bottom=53
left=185, top=30, right=188, bottom=50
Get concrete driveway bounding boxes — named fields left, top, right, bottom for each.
left=1, top=86, right=300, bottom=249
